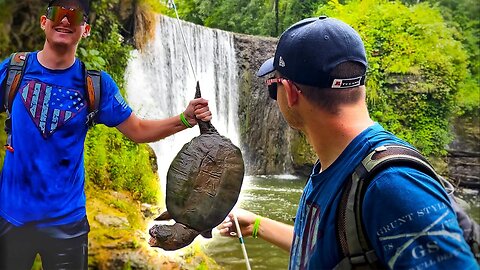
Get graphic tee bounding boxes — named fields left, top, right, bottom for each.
left=0, top=52, right=132, bottom=227
left=288, top=123, right=477, bottom=270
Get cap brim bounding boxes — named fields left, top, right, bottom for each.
left=256, top=57, right=275, bottom=77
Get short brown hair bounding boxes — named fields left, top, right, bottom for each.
left=298, top=61, right=366, bottom=114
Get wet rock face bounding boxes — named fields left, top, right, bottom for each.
left=234, top=33, right=299, bottom=175
left=447, top=117, right=480, bottom=189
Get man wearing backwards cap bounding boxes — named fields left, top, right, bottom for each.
left=0, top=0, right=212, bottom=269
left=218, top=17, right=477, bottom=269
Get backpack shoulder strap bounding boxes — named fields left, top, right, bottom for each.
left=2, top=52, right=30, bottom=153
left=82, top=63, right=101, bottom=127
left=2, top=52, right=29, bottom=113
left=335, top=144, right=439, bottom=269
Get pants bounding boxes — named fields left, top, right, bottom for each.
left=0, top=225, right=88, bottom=270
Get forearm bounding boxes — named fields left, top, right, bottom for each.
left=257, top=217, right=294, bottom=252
left=117, top=114, right=188, bottom=143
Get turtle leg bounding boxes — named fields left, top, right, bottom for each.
left=200, top=229, right=213, bottom=239
left=149, top=223, right=199, bottom=251
left=154, top=210, right=172, bottom=221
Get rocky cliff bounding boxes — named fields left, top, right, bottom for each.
left=233, top=33, right=316, bottom=176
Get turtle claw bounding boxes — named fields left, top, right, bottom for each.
left=155, top=211, right=172, bottom=221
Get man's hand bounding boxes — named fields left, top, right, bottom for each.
left=217, top=209, right=259, bottom=238
left=217, top=208, right=294, bottom=252
left=184, top=98, right=212, bottom=126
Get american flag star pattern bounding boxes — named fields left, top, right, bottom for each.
left=20, top=80, right=86, bottom=138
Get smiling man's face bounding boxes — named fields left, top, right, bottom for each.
left=41, top=2, right=90, bottom=49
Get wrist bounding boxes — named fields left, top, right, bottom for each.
left=252, top=216, right=262, bottom=238
left=179, top=112, right=193, bottom=128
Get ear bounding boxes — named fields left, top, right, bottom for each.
left=82, top=24, right=91, bottom=38
left=282, top=80, right=300, bottom=107
left=40, top=15, right=47, bottom=30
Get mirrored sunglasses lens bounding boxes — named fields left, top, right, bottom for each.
left=47, top=6, right=63, bottom=22
left=68, top=10, right=85, bottom=25
left=47, top=6, right=85, bottom=25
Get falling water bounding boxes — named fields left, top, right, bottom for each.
left=125, top=15, right=240, bottom=195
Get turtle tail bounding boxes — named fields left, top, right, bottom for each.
left=149, top=223, right=199, bottom=251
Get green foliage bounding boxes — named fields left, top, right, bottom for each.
left=317, top=0, right=467, bottom=155
left=456, top=77, right=480, bottom=117
left=164, top=0, right=322, bottom=37
left=81, top=0, right=160, bottom=203
left=0, top=0, right=45, bottom=57
left=281, top=0, right=320, bottom=31
left=78, top=48, right=107, bottom=70
left=85, top=126, right=160, bottom=203
left=423, top=0, right=480, bottom=118
left=81, top=0, right=132, bottom=91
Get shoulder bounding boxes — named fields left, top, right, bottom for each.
left=0, top=57, right=10, bottom=69
left=362, top=166, right=476, bottom=269
left=98, top=71, right=118, bottom=90
left=0, top=58, right=9, bottom=82
left=366, top=165, right=448, bottom=208
left=99, top=70, right=113, bottom=81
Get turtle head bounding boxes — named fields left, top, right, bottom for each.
left=148, top=223, right=199, bottom=250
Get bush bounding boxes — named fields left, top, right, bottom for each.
left=318, top=0, right=468, bottom=155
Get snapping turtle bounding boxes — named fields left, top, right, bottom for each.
left=148, top=82, right=245, bottom=250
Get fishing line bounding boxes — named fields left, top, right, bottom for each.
left=166, top=2, right=251, bottom=267
left=167, top=0, right=198, bottom=81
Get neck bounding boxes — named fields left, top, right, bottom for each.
left=38, top=42, right=77, bottom=70
left=301, top=100, right=374, bottom=171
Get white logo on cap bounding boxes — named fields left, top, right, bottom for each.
left=331, top=77, right=363, bottom=89
left=279, top=56, right=286, bottom=67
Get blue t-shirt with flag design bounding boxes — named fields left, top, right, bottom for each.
left=0, top=52, right=132, bottom=227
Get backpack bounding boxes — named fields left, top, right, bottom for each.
left=335, top=144, right=480, bottom=269
left=0, top=52, right=101, bottom=153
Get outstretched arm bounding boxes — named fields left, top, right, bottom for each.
left=116, top=98, right=211, bottom=143
left=217, top=208, right=294, bottom=252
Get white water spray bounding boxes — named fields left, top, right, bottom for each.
left=125, top=15, right=240, bottom=196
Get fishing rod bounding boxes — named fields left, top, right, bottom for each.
left=232, top=214, right=252, bottom=270
left=167, top=0, right=198, bottom=81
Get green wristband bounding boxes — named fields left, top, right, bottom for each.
left=180, top=112, right=193, bottom=128
left=252, top=216, right=261, bottom=239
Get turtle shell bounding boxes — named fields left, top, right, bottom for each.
left=166, top=132, right=244, bottom=232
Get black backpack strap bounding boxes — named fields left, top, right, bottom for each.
left=2, top=52, right=30, bottom=153
left=82, top=63, right=101, bottom=127
left=335, top=145, right=441, bottom=269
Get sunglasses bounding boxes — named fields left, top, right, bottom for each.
left=266, top=77, right=289, bottom=100
left=46, top=6, right=87, bottom=26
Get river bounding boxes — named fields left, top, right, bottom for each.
left=203, top=175, right=480, bottom=270
left=204, top=175, right=303, bottom=269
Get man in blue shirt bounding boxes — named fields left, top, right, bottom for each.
left=0, top=0, right=212, bottom=269
left=218, top=16, right=478, bottom=269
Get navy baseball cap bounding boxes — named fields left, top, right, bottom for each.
left=48, top=0, right=90, bottom=16
left=257, top=16, right=367, bottom=89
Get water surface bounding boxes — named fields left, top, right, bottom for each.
left=205, top=175, right=305, bottom=270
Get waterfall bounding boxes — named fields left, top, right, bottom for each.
left=125, top=15, right=240, bottom=194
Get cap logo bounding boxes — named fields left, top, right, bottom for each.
left=279, top=56, right=286, bottom=67
left=331, top=76, right=364, bottom=89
